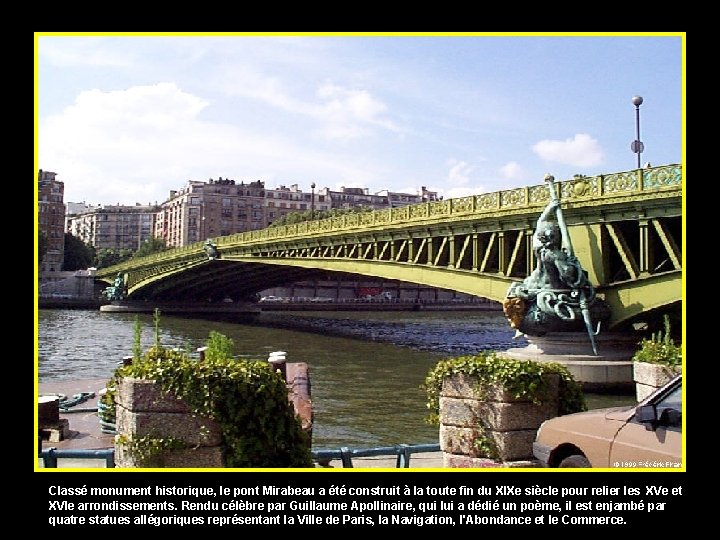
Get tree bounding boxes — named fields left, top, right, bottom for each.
left=38, top=230, right=48, bottom=265
left=62, top=233, right=96, bottom=271
left=134, top=236, right=168, bottom=258
left=95, top=248, right=134, bottom=269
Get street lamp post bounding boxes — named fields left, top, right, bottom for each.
left=631, top=95, right=644, bottom=169
left=310, top=182, right=316, bottom=220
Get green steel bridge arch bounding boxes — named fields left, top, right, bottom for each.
left=96, top=164, right=683, bottom=328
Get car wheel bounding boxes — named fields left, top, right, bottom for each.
left=558, top=454, right=591, bottom=468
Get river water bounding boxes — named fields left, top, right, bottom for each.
left=37, top=308, right=633, bottom=449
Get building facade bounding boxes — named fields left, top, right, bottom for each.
left=67, top=204, right=160, bottom=251
left=65, top=201, right=102, bottom=232
left=153, top=178, right=442, bottom=247
left=38, top=170, right=66, bottom=273
left=266, top=184, right=331, bottom=225
left=154, top=178, right=267, bottom=248
left=326, top=186, right=388, bottom=209
left=375, top=186, right=439, bottom=207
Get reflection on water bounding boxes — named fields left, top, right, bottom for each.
left=37, top=309, right=634, bottom=448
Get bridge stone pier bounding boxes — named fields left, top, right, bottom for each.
left=504, top=332, right=639, bottom=392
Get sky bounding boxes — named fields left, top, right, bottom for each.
left=35, top=33, right=684, bottom=206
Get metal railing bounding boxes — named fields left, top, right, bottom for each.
left=40, top=447, right=115, bottom=469
left=38, top=443, right=441, bottom=469
left=312, top=443, right=441, bottom=468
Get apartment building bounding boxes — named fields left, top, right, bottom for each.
left=38, top=170, right=66, bottom=272
left=67, top=203, right=159, bottom=251
left=266, top=183, right=330, bottom=225
left=375, top=186, right=440, bottom=207
left=154, top=177, right=266, bottom=248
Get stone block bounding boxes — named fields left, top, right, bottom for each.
left=440, top=373, right=479, bottom=399
left=633, top=362, right=679, bottom=388
left=636, top=383, right=656, bottom=402
left=440, top=372, right=559, bottom=403
left=491, top=430, right=537, bottom=461
left=440, top=424, right=536, bottom=461
left=115, top=378, right=191, bottom=413
left=439, top=397, right=556, bottom=431
left=115, top=406, right=222, bottom=446
left=440, top=424, right=483, bottom=456
left=115, top=442, right=225, bottom=468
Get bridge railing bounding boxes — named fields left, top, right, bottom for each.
left=219, top=164, right=681, bottom=246
left=97, top=164, right=681, bottom=277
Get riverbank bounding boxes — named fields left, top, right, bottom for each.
left=38, top=297, right=106, bottom=309
left=259, top=300, right=502, bottom=312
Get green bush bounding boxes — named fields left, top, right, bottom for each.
left=108, top=320, right=312, bottom=468
left=422, top=352, right=586, bottom=425
left=632, top=315, right=682, bottom=368
left=205, top=330, right=235, bottom=362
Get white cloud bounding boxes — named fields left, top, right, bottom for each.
left=217, top=67, right=397, bottom=141
left=532, top=133, right=604, bottom=167
left=39, top=83, right=382, bottom=205
left=315, top=83, right=397, bottom=139
left=447, top=160, right=473, bottom=186
left=499, top=161, right=526, bottom=181
left=425, top=159, right=487, bottom=199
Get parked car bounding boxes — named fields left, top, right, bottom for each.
left=533, top=374, right=681, bottom=468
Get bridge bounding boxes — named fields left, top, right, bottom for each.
left=96, top=164, right=682, bottom=329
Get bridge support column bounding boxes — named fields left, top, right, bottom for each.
left=503, top=332, right=637, bottom=392
left=471, top=234, right=479, bottom=271
left=638, top=219, right=654, bottom=276
left=447, top=235, right=456, bottom=269
left=497, top=232, right=508, bottom=275
left=525, top=230, right=535, bottom=275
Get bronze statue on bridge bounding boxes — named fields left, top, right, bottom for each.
left=103, top=272, right=127, bottom=301
left=503, top=174, right=610, bottom=354
left=204, top=239, right=220, bottom=260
